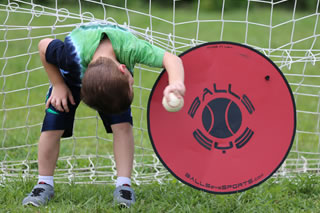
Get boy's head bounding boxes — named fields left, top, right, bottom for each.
left=81, top=57, right=134, bottom=114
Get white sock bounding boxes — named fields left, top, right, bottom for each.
left=38, top=175, right=54, bottom=187
left=116, top=176, right=131, bottom=187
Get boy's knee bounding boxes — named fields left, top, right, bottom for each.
left=40, top=130, right=65, bottom=141
left=111, top=122, right=133, bottom=134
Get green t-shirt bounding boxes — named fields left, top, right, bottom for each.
left=69, top=24, right=166, bottom=75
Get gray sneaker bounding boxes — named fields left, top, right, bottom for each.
left=113, top=185, right=136, bottom=208
left=22, top=183, right=54, bottom=207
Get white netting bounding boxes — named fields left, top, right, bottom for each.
left=0, top=0, right=319, bottom=185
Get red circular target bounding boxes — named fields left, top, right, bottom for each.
left=147, top=42, right=296, bottom=194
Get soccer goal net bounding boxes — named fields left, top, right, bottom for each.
left=0, top=0, right=319, bottom=185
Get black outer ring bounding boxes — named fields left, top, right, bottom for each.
left=147, top=41, right=297, bottom=194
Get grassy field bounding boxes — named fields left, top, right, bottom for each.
left=1, top=1, right=320, bottom=212
left=1, top=175, right=320, bottom=212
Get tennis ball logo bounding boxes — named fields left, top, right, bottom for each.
left=202, top=98, right=242, bottom=139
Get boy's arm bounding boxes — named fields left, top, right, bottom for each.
left=38, top=38, right=75, bottom=112
left=162, top=52, right=186, bottom=99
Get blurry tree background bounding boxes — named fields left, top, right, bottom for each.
left=31, top=0, right=318, bottom=11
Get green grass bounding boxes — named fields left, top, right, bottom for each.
left=1, top=1, right=320, bottom=212
left=2, top=174, right=320, bottom=212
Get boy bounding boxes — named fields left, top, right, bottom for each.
left=22, top=23, right=185, bottom=208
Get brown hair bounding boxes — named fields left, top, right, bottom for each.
left=81, top=57, right=133, bottom=114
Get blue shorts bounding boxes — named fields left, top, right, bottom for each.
left=41, top=81, right=133, bottom=138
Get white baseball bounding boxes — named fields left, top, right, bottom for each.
left=162, top=92, right=184, bottom=112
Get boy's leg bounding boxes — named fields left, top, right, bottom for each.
left=37, top=83, right=80, bottom=179
left=23, top=83, right=80, bottom=207
left=38, top=130, right=64, bottom=176
left=111, top=122, right=136, bottom=208
left=111, top=122, right=134, bottom=178
left=22, top=130, right=64, bottom=207
left=98, top=109, right=135, bottom=207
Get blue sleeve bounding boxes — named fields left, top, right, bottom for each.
left=45, top=37, right=81, bottom=72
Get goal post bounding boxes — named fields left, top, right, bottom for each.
left=0, top=0, right=319, bottom=185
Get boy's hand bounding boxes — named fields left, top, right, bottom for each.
left=163, top=81, right=186, bottom=101
left=46, top=83, right=75, bottom=112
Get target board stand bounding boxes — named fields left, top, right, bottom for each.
left=147, top=42, right=296, bottom=194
